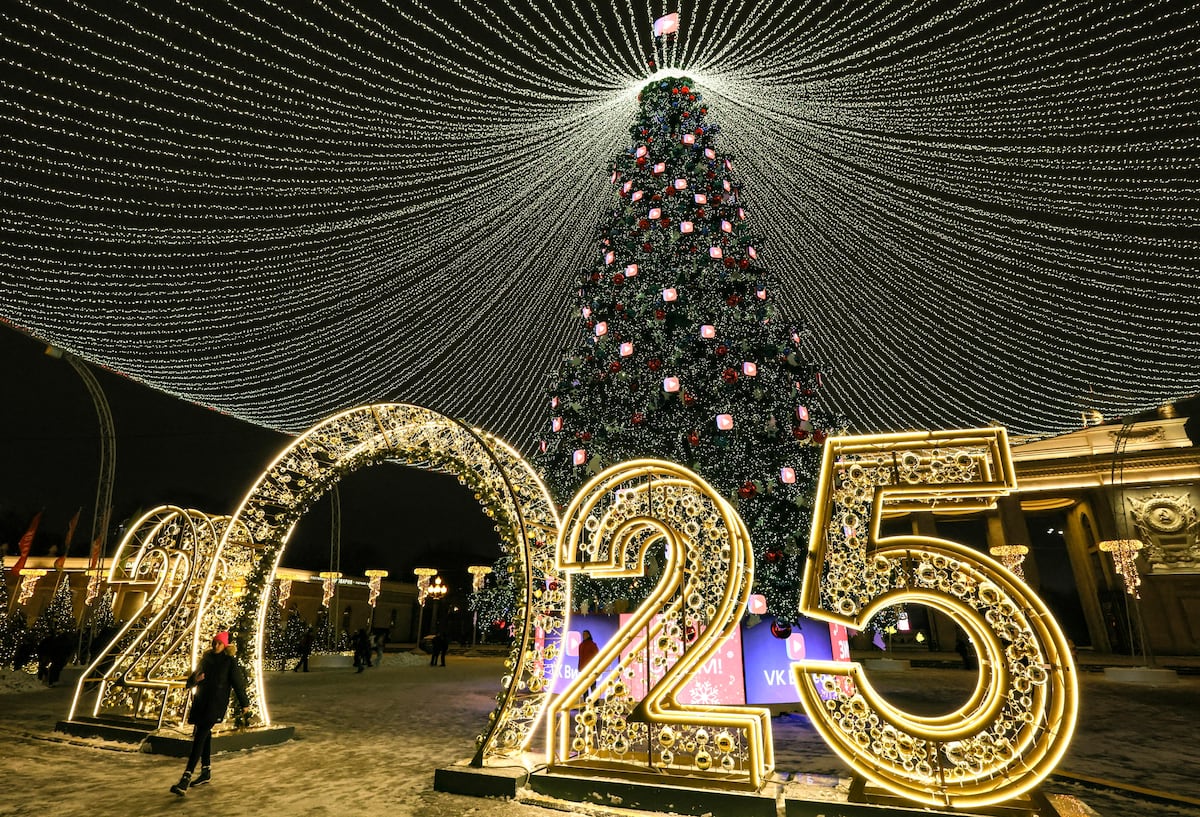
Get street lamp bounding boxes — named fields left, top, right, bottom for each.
left=16, top=569, right=48, bottom=607
left=319, top=571, right=342, bottom=608
left=413, top=567, right=437, bottom=641
left=467, top=565, right=492, bottom=646
left=989, top=544, right=1030, bottom=581
left=365, top=569, right=387, bottom=628
left=427, top=576, right=448, bottom=638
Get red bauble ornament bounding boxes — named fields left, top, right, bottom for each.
left=609, top=361, right=621, bottom=373
left=579, top=431, right=592, bottom=441
left=694, top=126, right=703, bottom=136
left=682, top=392, right=696, bottom=407
left=764, top=548, right=783, bottom=564
left=494, top=620, right=506, bottom=629
left=739, top=258, right=750, bottom=269
left=715, top=344, right=728, bottom=356
left=722, top=367, right=738, bottom=384
left=770, top=619, right=792, bottom=638
left=723, top=257, right=735, bottom=268
left=632, top=412, right=645, bottom=425
left=697, top=207, right=706, bottom=217
left=700, top=106, right=708, bottom=114
left=647, top=358, right=662, bottom=371
left=813, top=429, right=827, bottom=445
left=681, top=110, right=690, bottom=119
left=613, top=273, right=625, bottom=284
left=660, top=217, right=671, bottom=227
left=615, top=302, right=625, bottom=311
left=793, top=427, right=809, bottom=440
left=727, top=295, right=741, bottom=306
left=681, top=85, right=691, bottom=93
left=643, top=242, right=653, bottom=252
left=638, top=218, right=650, bottom=229
left=665, top=186, right=676, bottom=196
left=687, top=431, right=700, bottom=446
left=737, top=480, right=757, bottom=499
left=655, top=309, right=666, bottom=320
left=651, top=193, right=662, bottom=201
left=590, top=272, right=601, bottom=282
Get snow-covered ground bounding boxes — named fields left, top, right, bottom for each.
left=1, top=654, right=1197, bottom=817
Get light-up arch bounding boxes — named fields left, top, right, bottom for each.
left=219, top=403, right=566, bottom=761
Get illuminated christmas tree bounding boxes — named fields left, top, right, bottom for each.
left=279, top=609, right=309, bottom=667
left=0, top=555, right=15, bottom=668
left=535, top=76, right=841, bottom=623
left=32, top=579, right=76, bottom=642
left=468, top=553, right=518, bottom=643
left=263, top=587, right=286, bottom=671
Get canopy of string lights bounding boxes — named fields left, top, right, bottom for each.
left=3, top=1, right=1196, bottom=448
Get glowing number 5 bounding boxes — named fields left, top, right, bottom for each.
left=792, top=429, right=1079, bottom=809
left=547, top=459, right=773, bottom=788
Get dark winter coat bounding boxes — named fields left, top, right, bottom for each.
left=187, top=649, right=249, bottom=727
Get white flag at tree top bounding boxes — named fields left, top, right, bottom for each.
left=653, top=12, right=679, bottom=36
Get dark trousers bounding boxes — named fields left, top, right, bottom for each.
left=186, top=722, right=215, bottom=772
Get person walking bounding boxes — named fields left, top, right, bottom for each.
left=171, top=631, right=250, bottom=796
left=353, top=628, right=372, bottom=672
left=577, top=629, right=599, bottom=693
left=293, top=626, right=313, bottom=672
left=430, top=632, right=448, bottom=667
left=372, top=630, right=386, bottom=667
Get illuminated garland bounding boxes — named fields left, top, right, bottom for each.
left=1, top=2, right=1196, bottom=444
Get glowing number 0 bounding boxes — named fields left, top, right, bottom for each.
left=792, top=429, right=1079, bottom=808
left=548, top=459, right=773, bottom=788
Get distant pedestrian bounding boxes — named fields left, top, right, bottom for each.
left=578, top=629, right=599, bottom=692
left=293, top=626, right=313, bottom=672
left=171, top=631, right=250, bottom=796
left=40, top=630, right=74, bottom=687
left=430, top=632, right=448, bottom=667
left=372, top=631, right=386, bottom=667
left=353, top=628, right=372, bottom=672
left=955, top=631, right=978, bottom=671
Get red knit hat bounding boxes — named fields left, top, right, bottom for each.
left=214, top=631, right=230, bottom=647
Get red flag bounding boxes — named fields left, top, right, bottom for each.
left=54, top=507, right=82, bottom=571
left=11, top=510, right=42, bottom=577
left=88, top=534, right=103, bottom=570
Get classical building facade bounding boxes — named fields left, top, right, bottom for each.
left=881, top=407, right=1200, bottom=657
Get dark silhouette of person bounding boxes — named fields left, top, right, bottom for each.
left=37, top=629, right=74, bottom=687
left=577, top=629, right=599, bottom=693
left=293, top=626, right=313, bottom=672
left=372, top=630, right=386, bottom=667
left=353, top=628, right=373, bottom=672
left=171, top=631, right=250, bottom=795
left=430, top=632, right=448, bottom=667
left=955, top=631, right=978, bottom=671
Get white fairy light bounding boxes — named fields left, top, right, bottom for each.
left=0, top=1, right=1195, bottom=446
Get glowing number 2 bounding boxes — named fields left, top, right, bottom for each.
left=547, top=459, right=773, bottom=788
left=792, top=429, right=1079, bottom=809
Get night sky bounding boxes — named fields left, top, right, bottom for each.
left=0, top=323, right=503, bottom=583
